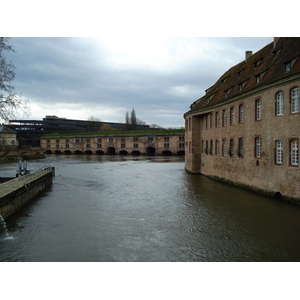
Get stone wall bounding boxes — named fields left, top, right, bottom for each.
left=185, top=79, right=300, bottom=203
left=41, top=133, right=185, bottom=156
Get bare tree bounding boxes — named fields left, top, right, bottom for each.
left=87, top=116, right=101, bottom=132
left=88, top=116, right=100, bottom=122
left=0, top=37, right=29, bottom=121
left=125, top=111, right=130, bottom=129
left=151, top=124, right=163, bottom=129
left=136, top=118, right=146, bottom=125
left=125, top=108, right=147, bottom=130
left=130, top=108, right=136, bottom=129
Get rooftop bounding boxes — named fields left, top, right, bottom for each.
left=0, top=125, right=16, bottom=134
left=190, top=37, right=300, bottom=111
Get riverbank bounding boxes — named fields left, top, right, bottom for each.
left=0, top=149, right=45, bottom=162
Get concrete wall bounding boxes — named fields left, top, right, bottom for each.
left=0, top=170, right=53, bottom=220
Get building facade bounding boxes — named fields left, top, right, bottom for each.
left=40, top=131, right=185, bottom=156
left=0, top=125, right=18, bottom=150
left=184, top=37, right=300, bottom=203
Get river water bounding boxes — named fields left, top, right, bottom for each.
left=1, top=154, right=300, bottom=262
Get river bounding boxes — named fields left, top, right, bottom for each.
left=1, top=154, right=300, bottom=262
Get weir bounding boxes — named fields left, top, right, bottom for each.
left=0, top=165, right=55, bottom=221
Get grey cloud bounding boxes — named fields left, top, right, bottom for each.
left=6, top=37, right=273, bottom=127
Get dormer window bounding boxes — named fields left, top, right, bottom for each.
left=285, top=62, right=291, bottom=72
left=254, top=59, right=262, bottom=69
left=255, top=75, right=260, bottom=84
left=206, top=93, right=216, bottom=103
left=255, top=70, right=267, bottom=84
left=224, top=87, right=232, bottom=98
left=221, top=76, right=229, bottom=85
left=273, top=49, right=281, bottom=59
left=238, top=80, right=248, bottom=92
left=237, top=69, right=244, bottom=78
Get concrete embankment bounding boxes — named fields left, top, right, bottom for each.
left=0, top=167, right=54, bottom=220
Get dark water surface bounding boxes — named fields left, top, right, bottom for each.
left=1, top=155, right=300, bottom=262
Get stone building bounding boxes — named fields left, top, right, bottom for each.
left=0, top=125, right=18, bottom=150
left=184, top=37, right=300, bottom=203
left=40, top=131, right=185, bottom=156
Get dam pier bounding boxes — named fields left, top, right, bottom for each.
left=0, top=163, right=55, bottom=221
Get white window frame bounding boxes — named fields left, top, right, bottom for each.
left=276, top=92, right=284, bottom=116
left=291, top=140, right=298, bottom=166
left=229, top=139, right=234, bottom=156
left=239, top=104, right=244, bottom=123
left=255, top=99, right=261, bottom=120
left=291, top=88, right=299, bottom=114
left=230, top=107, right=235, bottom=125
left=222, top=109, right=227, bottom=126
left=215, top=111, right=220, bottom=128
left=238, top=138, right=244, bottom=157
left=285, top=62, right=291, bottom=72
left=215, top=140, right=219, bottom=156
left=255, top=137, right=261, bottom=158
left=276, top=140, right=283, bottom=164
left=222, top=139, right=226, bottom=156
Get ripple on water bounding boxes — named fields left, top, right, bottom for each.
left=1, top=155, right=300, bottom=262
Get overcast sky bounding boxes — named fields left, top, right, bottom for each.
left=5, top=37, right=273, bottom=128
left=1, top=1, right=297, bottom=295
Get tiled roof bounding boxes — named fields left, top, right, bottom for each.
left=190, top=37, right=300, bottom=111
left=0, top=125, right=16, bottom=134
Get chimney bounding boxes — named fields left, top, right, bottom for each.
left=274, top=37, right=280, bottom=47
left=245, top=51, right=252, bottom=62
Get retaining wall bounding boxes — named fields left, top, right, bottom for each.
left=0, top=168, right=54, bottom=220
